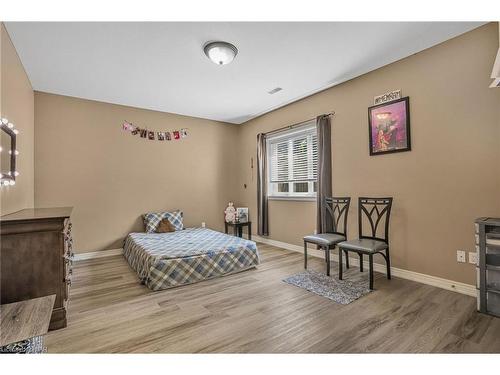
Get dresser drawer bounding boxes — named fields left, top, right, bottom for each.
left=487, top=268, right=500, bottom=291
left=63, top=220, right=73, bottom=254
left=64, top=232, right=73, bottom=254
left=64, top=219, right=72, bottom=236
left=64, top=259, right=73, bottom=279
left=487, top=291, right=500, bottom=317
left=63, top=275, right=72, bottom=300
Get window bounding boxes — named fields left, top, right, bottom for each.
left=267, top=121, right=318, bottom=199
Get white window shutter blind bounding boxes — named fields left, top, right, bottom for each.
left=270, top=141, right=290, bottom=183
left=267, top=122, right=317, bottom=185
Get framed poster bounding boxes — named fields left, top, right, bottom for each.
left=368, top=96, right=411, bottom=156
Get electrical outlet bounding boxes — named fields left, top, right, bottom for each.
left=469, top=251, right=478, bottom=265
left=457, top=250, right=466, bottom=263
left=201, top=222, right=206, bottom=228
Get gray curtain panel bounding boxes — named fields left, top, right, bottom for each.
left=257, top=133, right=269, bottom=236
left=316, top=115, right=333, bottom=234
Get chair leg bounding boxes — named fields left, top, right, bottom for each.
left=326, top=247, right=331, bottom=276
left=385, top=247, right=391, bottom=280
left=359, top=253, right=363, bottom=272
left=304, top=241, right=307, bottom=269
left=369, top=254, right=374, bottom=290
left=338, top=248, right=343, bottom=280
left=344, top=250, right=350, bottom=269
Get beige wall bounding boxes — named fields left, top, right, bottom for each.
left=18, top=22, right=500, bottom=286
left=34, top=93, right=240, bottom=252
left=236, top=23, right=500, bottom=285
left=0, top=23, right=34, bottom=215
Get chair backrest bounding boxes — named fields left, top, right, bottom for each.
left=358, top=197, right=393, bottom=243
left=325, top=197, right=351, bottom=237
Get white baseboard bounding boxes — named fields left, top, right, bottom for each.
left=73, top=237, right=476, bottom=298
left=73, top=248, right=123, bottom=261
left=253, top=235, right=476, bottom=297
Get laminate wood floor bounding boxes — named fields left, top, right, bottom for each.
left=45, top=244, right=500, bottom=353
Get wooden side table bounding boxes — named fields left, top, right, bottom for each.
left=224, top=221, right=252, bottom=240
left=0, top=295, right=56, bottom=353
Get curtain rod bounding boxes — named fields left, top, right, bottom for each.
left=263, top=111, right=335, bottom=137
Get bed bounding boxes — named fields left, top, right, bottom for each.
left=123, top=227, right=260, bottom=291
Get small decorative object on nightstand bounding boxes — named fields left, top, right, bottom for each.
left=224, top=202, right=237, bottom=223
left=225, top=221, right=252, bottom=240
left=236, top=207, right=249, bottom=223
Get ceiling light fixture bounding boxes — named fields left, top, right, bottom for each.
left=203, top=41, right=238, bottom=66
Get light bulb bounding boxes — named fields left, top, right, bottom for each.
left=13, top=129, right=19, bottom=135
left=0, top=146, right=2, bottom=152
left=14, top=150, right=19, bottom=155
left=3, top=181, right=9, bottom=186
left=1, top=118, right=8, bottom=124
left=7, top=123, right=14, bottom=129
left=14, top=171, right=19, bottom=176
left=9, top=180, right=15, bottom=186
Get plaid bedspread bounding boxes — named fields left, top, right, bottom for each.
left=123, top=228, right=260, bottom=291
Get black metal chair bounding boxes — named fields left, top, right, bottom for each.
left=338, top=197, right=393, bottom=290
left=303, top=197, right=351, bottom=276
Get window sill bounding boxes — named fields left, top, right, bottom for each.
left=268, top=196, right=316, bottom=202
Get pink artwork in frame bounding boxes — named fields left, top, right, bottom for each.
left=368, top=97, right=411, bottom=156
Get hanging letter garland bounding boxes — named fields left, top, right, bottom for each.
left=121, top=121, right=188, bottom=141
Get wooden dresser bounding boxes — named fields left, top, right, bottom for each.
left=0, top=207, right=73, bottom=330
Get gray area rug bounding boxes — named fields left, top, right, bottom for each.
left=283, top=268, right=371, bottom=305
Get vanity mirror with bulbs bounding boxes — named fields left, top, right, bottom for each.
left=0, top=117, right=19, bottom=187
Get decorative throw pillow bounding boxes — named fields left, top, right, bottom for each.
left=156, top=218, right=176, bottom=233
left=143, top=210, right=184, bottom=233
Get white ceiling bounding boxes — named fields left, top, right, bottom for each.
left=5, top=22, right=484, bottom=124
